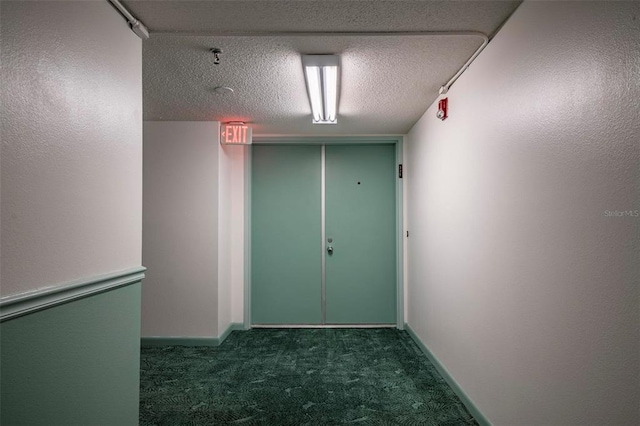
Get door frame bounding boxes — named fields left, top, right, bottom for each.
left=244, top=136, right=404, bottom=329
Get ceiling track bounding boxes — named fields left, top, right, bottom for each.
left=151, top=30, right=488, bottom=94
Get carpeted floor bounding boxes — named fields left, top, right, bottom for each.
left=140, top=328, right=478, bottom=425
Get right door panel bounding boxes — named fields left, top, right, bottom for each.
left=325, top=145, right=397, bottom=324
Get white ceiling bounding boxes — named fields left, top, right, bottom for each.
left=124, top=0, right=522, bottom=135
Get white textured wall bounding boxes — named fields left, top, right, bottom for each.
left=406, top=2, right=639, bottom=425
left=230, top=148, right=246, bottom=325
left=217, top=144, right=246, bottom=333
left=142, top=122, right=219, bottom=337
left=1, top=1, right=142, bottom=296
left=217, top=144, right=231, bottom=334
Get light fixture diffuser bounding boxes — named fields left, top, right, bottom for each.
left=302, top=55, right=340, bottom=124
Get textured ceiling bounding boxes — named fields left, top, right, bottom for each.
left=125, top=0, right=522, bottom=135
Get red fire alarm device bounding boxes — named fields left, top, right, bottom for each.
left=221, top=122, right=252, bottom=145
left=437, top=98, right=448, bottom=121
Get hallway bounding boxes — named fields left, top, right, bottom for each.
left=1, top=1, right=638, bottom=425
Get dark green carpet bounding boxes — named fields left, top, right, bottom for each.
left=140, top=328, right=478, bottom=425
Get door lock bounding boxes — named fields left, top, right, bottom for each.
left=327, top=246, right=333, bottom=255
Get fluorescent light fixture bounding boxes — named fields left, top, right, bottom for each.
left=302, top=55, right=340, bottom=124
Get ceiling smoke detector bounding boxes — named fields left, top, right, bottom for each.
left=213, top=86, right=234, bottom=95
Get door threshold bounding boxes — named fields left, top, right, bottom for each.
left=251, top=324, right=396, bottom=329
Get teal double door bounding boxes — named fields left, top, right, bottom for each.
left=251, top=144, right=397, bottom=325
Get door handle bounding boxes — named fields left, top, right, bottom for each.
left=327, top=246, right=333, bottom=255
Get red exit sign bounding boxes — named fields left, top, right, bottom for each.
left=221, top=123, right=252, bottom=145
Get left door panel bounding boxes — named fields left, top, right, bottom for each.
left=251, top=145, right=322, bottom=324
